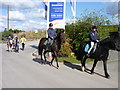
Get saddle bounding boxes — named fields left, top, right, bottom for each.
left=84, top=41, right=98, bottom=53
left=44, top=38, right=54, bottom=47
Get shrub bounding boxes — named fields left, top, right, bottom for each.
left=17, top=30, right=46, bottom=41
left=58, top=38, right=74, bottom=57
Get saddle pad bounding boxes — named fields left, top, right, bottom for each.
left=84, top=44, right=89, bottom=52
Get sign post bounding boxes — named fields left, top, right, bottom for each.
left=47, top=0, right=66, bottom=29
left=47, top=0, right=66, bottom=60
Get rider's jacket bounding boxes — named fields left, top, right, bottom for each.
left=8, top=36, right=12, bottom=42
left=47, top=28, right=57, bottom=39
left=20, top=37, right=26, bottom=43
left=89, top=30, right=100, bottom=42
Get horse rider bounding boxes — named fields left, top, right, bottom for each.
left=87, top=25, right=100, bottom=56
left=7, top=34, right=12, bottom=45
left=47, top=23, right=57, bottom=46
left=14, top=36, right=19, bottom=52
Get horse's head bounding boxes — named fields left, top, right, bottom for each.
left=57, top=30, right=66, bottom=43
left=100, top=34, right=120, bottom=51
left=111, top=35, right=120, bottom=51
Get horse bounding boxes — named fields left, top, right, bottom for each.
left=75, top=34, right=120, bottom=78
left=6, top=39, right=14, bottom=52
left=38, top=31, right=65, bottom=68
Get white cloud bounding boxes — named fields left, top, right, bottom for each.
left=9, top=20, right=47, bottom=31
left=26, top=8, right=45, bottom=19
left=0, top=0, right=42, bottom=10
left=9, top=11, right=25, bottom=21
left=0, top=22, right=4, bottom=27
left=65, top=18, right=75, bottom=24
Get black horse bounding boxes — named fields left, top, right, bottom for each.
left=38, top=31, right=65, bottom=68
left=75, top=34, right=120, bottom=78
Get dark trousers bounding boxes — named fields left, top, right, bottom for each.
left=22, top=43, right=25, bottom=50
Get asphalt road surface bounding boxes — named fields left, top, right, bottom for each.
left=1, top=40, right=119, bottom=88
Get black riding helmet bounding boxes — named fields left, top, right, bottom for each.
left=49, top=23, right=53, bottom=27
left=92, top=25, right=97, bottom=29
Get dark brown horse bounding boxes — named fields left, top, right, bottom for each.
left=75, top=34, right=120, bottom=78
left=38, top=31, right=65, bottom=68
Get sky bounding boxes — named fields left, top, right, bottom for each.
left=0, top=0, right=119, bottom=32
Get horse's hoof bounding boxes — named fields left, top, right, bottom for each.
left=56, top=67, right=59, bottom=69
left=82, top=67, right=85, bottom=72
left=49, top=63, right=52, bottom=66
left=105, top=75, right=110, bottom=79
left=91, top=72, right=94, bottom=75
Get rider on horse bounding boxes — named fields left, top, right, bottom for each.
left=46, top=23, right=57, bottom=46
left=87, top=25, right=100, bottom=56
left=7, top=34, right=12, bottom=45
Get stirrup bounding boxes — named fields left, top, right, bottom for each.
left=86, top=53, right=90, bottom=57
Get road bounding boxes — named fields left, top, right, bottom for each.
left=1, top=40, right=119, bottom=88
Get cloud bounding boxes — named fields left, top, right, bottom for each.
left=0, top=0, right=42, bottom=10
left=65, top=18, right=75, bottom=24
left=0, top=22, right=4, bottom=27
left=26, top=8, right=45, bottom=19
left=9, top=20, right=47, bottom=31
left=9, top=11, right=26, bottom=21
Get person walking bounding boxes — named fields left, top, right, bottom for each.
left=20, top=35, right=26, bottom=51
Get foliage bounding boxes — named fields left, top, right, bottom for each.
left=58, top=38, right=73, bottom=57
left=1, top=28, right=24, bottom=41
left=1, top=28, right=46, bottom=42
left=79, top=9, right=112, bottom=25
left=97, top=25, right=118, bottom=40
left=17, top=30, right=46, bottom=41
left=65, top=22, right=91, bottom=51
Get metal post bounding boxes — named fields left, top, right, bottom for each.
left=7, top=5, right=9, bottom=31
left=118, top=22, right=120, bottom=36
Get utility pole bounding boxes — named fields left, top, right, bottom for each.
left=118, top=21, right=120, bottom=36
left=7, top=5, right=9, bottom=31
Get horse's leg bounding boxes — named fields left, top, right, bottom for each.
left=54, top=52, right=59, bottom=68
left=103, top=60, right=110, bottom=78
left=43, top=50, right=47, bottom=64
left=81, top=56, right=87, bottom=72
left=10, top=44, right=12, bottom=52
left=40, top=48, right=44, bottom=63
left=50, top=53, right=54, bottom=66
left=91, top=59, right=98, bottom=74
left=7, top=44, right=9, bottom=51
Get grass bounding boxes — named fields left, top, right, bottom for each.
left=58, top=57, right=94, bottom=64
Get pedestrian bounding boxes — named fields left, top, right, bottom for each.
left=20, top=35, right=26, bottom=51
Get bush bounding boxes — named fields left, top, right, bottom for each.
left=17, top=30, right=46, bottom=41
left=58, top=38, right=74, bottom=57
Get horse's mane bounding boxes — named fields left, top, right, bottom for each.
left=100, top=37, right=111, bottom=45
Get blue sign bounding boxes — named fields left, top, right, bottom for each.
left=49, top=2, right=64, bottom=22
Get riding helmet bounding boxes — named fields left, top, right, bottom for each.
left=92, top=25, right=97, bottom=29
left=49, top=23, right=53, bottom=27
